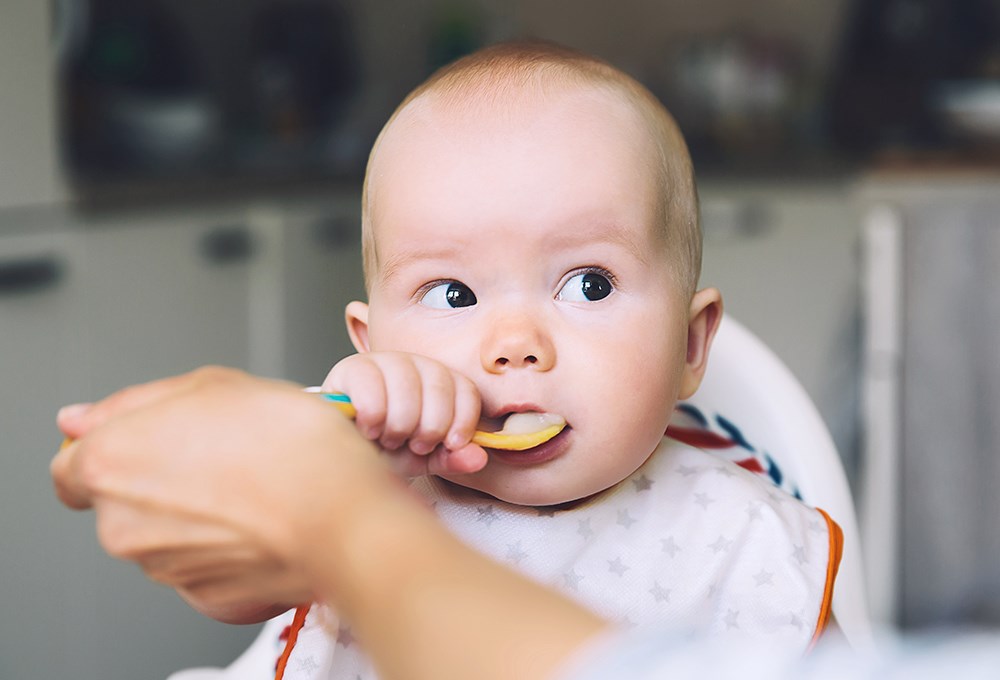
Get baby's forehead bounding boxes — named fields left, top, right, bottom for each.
left=413, top=76, right=649, bottom=135
left=369, top=86, right=672, bottom=240
left=377, top=79, right=670, bottom=184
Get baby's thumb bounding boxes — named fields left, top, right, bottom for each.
left=428, top=443, right=488, bottom=476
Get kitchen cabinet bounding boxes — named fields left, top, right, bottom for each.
left=277, top=197, right=366, bottom=385
left=858, top=174, right=1000, bottom=630
left=0, top=195, right=366, bottom=680
left=0, top=226, right=93, bottom=677
left=77, top=209, right=257, bottom=390
left=698, top=179, right=863, bottom=469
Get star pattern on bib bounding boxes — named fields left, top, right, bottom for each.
left=617, top=509, right=637, bottom=528
left=294, top=656, right=320, bottom=674
left=660, top=535, right=681, bottom=558
left=675, top=464, right=699, bottom=477
left=753, top=569, right=775, bottom=587
left=477, top=505, right=498, bottom=526
left=694, top=492, right=716, bottom=509
left=608, top=557, right=630, bottom=576
left=506, top=541, right=528, bottom=565
left=708, top=535, right=733, bottom=554
left=563, top=568, right=584, bottom=590
left=632, top=474, right=654, bottom=491
left=650, top=581, right=671, bottom=602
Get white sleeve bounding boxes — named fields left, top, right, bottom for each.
left=553, top=626, right=1000, bottom=680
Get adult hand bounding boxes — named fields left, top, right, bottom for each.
left=50, top=367, right=397, bottom=615
left=51, top=367, right=608, bottom=680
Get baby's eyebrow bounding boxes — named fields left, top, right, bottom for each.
left=547, top=221, right=653, bottom=264
left=376, top=220, right=650, bottom=285
left=377, top=244, right=464, bottom=283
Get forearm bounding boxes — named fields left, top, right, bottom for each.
left=306, top=482, right=610, bottom=680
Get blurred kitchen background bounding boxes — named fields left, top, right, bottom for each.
left=2, top=0, right=999, bottom=677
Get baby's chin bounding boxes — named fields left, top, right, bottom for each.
left=437, top=473, right=613, bottom=508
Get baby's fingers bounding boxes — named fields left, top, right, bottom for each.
left=445, top=374, right=481, bottom=451
left=407, top=367, right=481, bottom=455
left=406, top=364, right=459, bottom=455
left=322, top=357, right=391, bottom=442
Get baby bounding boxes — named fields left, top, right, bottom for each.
left=278, top=40, right=842, bottom=679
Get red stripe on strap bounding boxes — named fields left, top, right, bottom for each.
left=274, top=605, right=310, bottom=680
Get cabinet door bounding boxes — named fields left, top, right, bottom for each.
left=278, top=197, right=366, bottom=385
left=0, top=228, right=93, bottom=677
left=69, top=212, right=265, bottom=679
left=79, top=210, right=260, bottom=392
left=698, top=182, right=861, bottom=458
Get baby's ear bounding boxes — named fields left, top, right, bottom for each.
left=678, top=288, right=723, bottom=399
left=345, top=301, right=371, bottom=353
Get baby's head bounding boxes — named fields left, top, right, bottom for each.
left=346, top=40, right=722, bottom=505
left=362, top=40, right=701, bottom=298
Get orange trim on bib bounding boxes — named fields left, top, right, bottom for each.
left=809, top=508, right=843, bottom=649
left=274, top=604, right=311, bottom=680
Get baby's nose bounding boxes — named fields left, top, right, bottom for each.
left=481, top=314, right=555, bottom=373
left=495, top=352, right=541, bottom=369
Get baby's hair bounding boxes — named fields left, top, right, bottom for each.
left=361, top=39, right=701, bottom=297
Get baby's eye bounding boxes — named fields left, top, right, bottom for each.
left=556, top=271, right=614, bottom=302
left=420, top=281, right=478, bottom=309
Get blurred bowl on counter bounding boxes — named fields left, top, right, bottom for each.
left=935, top=80, right=1000, bottom=145
left=100, top=91, right=221, bottom=169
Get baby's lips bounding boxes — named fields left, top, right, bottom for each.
left=472, top=412, right=566, bottom=451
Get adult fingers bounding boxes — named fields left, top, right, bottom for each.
left=56, top=367, right=232, bottom=440
left=49, top=438, right=93, bottom=510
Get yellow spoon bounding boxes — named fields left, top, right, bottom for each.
left=314, top=391, right=566, bottom=451
left=60, top=392, right=567, bottom=453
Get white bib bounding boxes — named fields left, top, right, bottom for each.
left=282, top=437, right=840, bottom=680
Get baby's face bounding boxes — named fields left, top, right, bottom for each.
left=361, top=86, right=693, bottom=505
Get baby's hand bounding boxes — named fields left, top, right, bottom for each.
left=322, top=352, right=487, bottom=476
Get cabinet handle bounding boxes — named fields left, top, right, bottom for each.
left=0, top=256, right=64, bottom=296
left=200, top=226, right=256, bottom=265
left=312, top=215, right=357, bottom=249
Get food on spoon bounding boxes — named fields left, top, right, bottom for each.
left=473, top=412, right=566, bottom=451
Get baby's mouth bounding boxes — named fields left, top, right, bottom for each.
left=473, top=412, right=567, bottom=451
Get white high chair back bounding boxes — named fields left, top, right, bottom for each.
left=682, top=314, right=874, bottom=650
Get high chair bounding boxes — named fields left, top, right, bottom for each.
left=677, top=314, right=874, bottom=650
left=170, top=315, right=873, bottom=679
